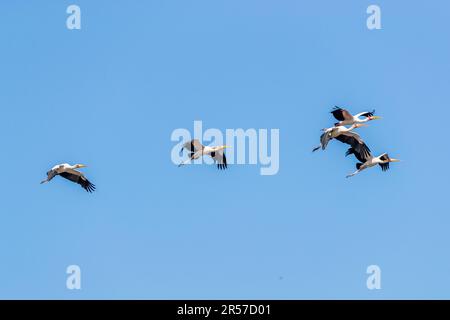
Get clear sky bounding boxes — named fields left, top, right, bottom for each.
left=1, top=0, right=449, bottom=299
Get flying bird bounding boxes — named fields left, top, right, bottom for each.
left=331, top=107, right=381, bottom=126
left=345, top=147, right=400, bottom=178
left=312, top=124, right=371, bottom=160
left=179, top=139, right=229, bottom=170
left=40, top=163, right=96, bottom=192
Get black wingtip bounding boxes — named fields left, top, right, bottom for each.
left=331, top=106, right=341, bottom=111
left=84, top=183, right=96, bottom=193
left=217, top=163, right=228, bottom=170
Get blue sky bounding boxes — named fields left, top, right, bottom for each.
left=0, top=0, right=449, bottom=299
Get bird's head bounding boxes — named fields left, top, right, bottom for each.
left=74, top=164, right=87, bottom=169
left=369, top=116, right=381, bottom=121
left=381, top=155, right=400, bottom=163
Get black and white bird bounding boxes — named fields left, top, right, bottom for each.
left=179, top=139, right=229, bottom=170
left=40, top=163, right=96, bottom=192
left=345, top=147, right=400, bottom=178
left=331, top=107, right=381, bottom=126
left=312, top=124, right=371, bottom=160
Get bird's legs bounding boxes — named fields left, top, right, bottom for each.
left=178, top=158, right=191, bottom=167
left=346, top=169, right=361, bottom=178
left=178, top=152, right=201, bottom=167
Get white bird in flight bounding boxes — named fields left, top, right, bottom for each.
left=345, top=147, right=400, bottom=178
left=40, top=163, right=96, bottom=193
left=331, top=106, right=381, bottom=126
left=312, top=123, right=371, bottom=160
left=179, top=139, right=229, bottom=170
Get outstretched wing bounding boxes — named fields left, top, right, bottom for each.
left=40, top=169, right=57, bottom=184
left=331, top=107, right=353, bottom=121
left=355, top=110, right=375, bottom=118
left=210, top=150, right=227, bottom=170
left=59, top=171, right=96, bottom=193
left=181, top=139, right=204, bottom=156
left=345, top=147, right=372, bottom=163
left=46, top=170, right=57, bottom=181
left=335, top=131, right=371, bottom=160
left=320, top=131, right=333, bottom=150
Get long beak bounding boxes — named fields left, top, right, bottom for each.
left=371, top=116, right=382, bottom=120
left=223, top=146, right=231, bottom=148
left=389, top=158, right=400, bottom=162
left=78, top=164, right=87, bottom=168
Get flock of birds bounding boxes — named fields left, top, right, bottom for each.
left=39, top=106, right=399, bottom=193
left=39, top=139, right=229, bottom=193
left=313, top=107, right=399, bottom=178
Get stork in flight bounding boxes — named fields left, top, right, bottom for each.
left=345, top=147, right=400, bottom=178
left=179, top=139, right=229, bottom=170
left=331, top=107, right=381, bottom=126
left=40, top=163, right=95, bottom=193
left=312, top=124, right=371, bottom=160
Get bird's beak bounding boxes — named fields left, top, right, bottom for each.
left=389, top=158, right=400, bottom=162
left=78, top=164, right=87, bottom=168
left=357, top=124, right=368, bottom=128
left=371, top=116, right=382, bottom=120
left=224, top=146, right=231, bottom=148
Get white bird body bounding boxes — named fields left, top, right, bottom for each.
left=325, top=125, right=352, bottom=137
left=183, top=147, right=215, bottom=162
left=338, top=113, right=372, bottom=126
left=50, top=163, right=74, bottom=173
left=354, top=157, right=379, bottom=171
